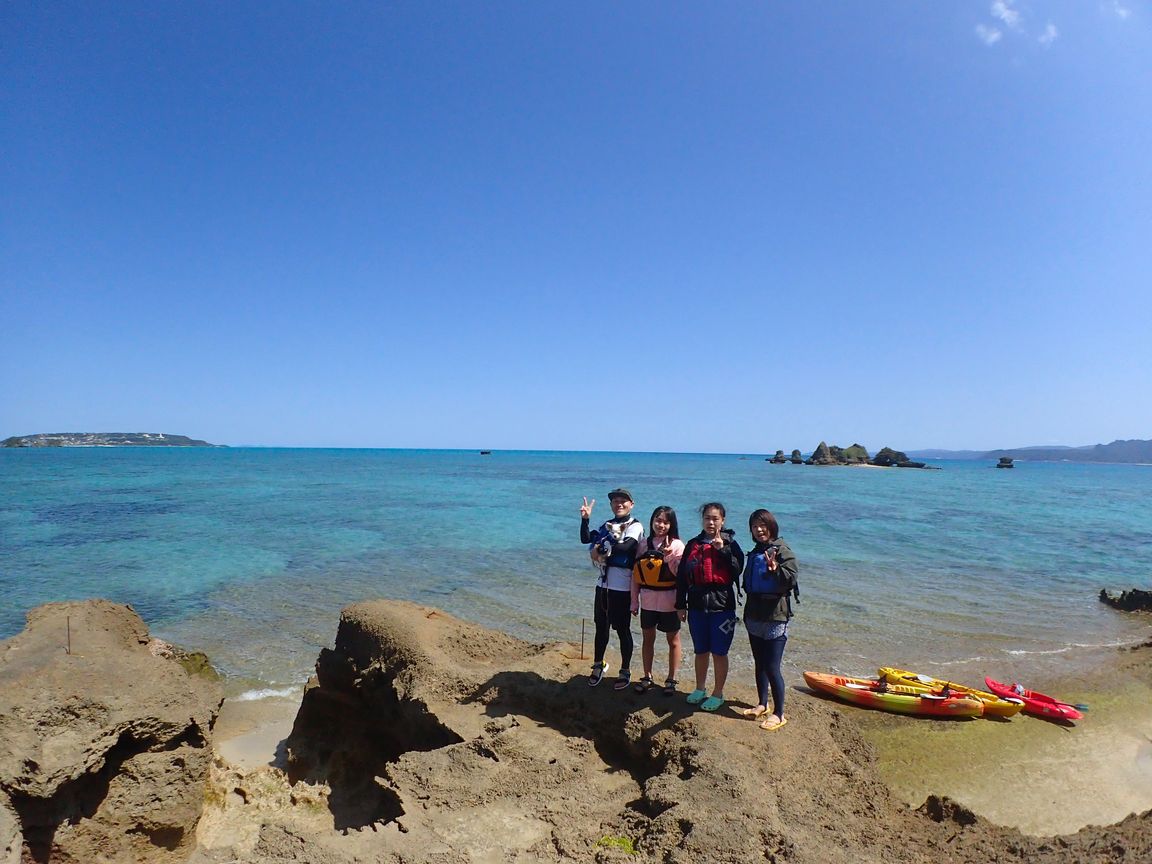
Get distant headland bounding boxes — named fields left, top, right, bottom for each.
left=1, top=432, right=221, bottom=447
left=910, top=439, right=1152, bottom=465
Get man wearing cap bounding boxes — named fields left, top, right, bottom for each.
left=579, top=488, right=645, bottom=688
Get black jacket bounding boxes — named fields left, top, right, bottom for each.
left=675, top=530, right=745, bottom=613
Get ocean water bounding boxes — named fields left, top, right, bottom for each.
left=2, top=448, right=1149, bottom=697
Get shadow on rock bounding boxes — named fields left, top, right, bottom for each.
left=464, top=669, right=697, bottom=784
left=284, top=647, right=463, bottom=831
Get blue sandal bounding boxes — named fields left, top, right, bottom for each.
left=686, top=689, right=706, bottom=705
left=700, top=696, right=725, bottom=712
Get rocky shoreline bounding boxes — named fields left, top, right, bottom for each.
left=1100, top=588, right=1152, bottom=613
left=3, top=599, right=1151, bottom=863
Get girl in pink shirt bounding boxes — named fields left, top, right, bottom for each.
left=630, top=506, right=685, bottom=695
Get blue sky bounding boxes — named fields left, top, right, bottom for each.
left=2, top=2, right=1149, bottom=452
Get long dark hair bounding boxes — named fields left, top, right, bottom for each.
left=649, top=506, right=679, bottom=540
left=748, top=508, right=779, bottom=540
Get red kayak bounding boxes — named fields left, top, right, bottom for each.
left=984, top=677, right=1083, bottom=722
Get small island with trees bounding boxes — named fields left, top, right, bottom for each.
left=766, top=443, right=936, bottom=469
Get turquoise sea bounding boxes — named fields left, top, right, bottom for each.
left=2, top=448, right=1149, bottom=698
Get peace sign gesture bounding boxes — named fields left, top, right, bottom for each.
left=580, top=496, right=596, bottom=519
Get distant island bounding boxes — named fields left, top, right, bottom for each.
left=1, top=433, right=220, bottom=448
left=768, top=438, right=1152, bottom=467
left=766, top=443, right=934, bottom=469
left=909, top=439, right=1152, bottom=465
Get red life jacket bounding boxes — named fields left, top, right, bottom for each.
left=686, top=540, right=732, bottom=587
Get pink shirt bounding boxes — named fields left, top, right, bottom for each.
left=631, top=537, right=685, bottom=614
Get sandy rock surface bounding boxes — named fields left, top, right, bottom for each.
left=0, top=600, right=222, bottom=864
left=1, top=796, right=19, bottom=864
left=6, top=598, right=1148, bottom=863
left=195, top=600, right=1152, bottom=864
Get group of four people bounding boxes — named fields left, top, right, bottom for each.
left=579, top=487, right=797, bottom=731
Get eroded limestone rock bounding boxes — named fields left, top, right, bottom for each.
left=270, top=600, right=1152, bottom=864
left=0, top=600, right=222, bottom=864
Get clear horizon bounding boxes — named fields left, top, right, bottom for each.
left=2, top=433, right=1141, bottom=455
left=3, top=3, right=1149, bottom=451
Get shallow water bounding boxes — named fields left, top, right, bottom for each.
left=856, top=670, right=1152, bottom=834
left=2, top=448, right=1149, bottom=696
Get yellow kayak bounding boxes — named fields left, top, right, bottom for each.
left=803, top=672, right=983, bottom=718
left=878, top=667, right=1024, bottom=718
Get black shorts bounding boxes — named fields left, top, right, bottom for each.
left=594, top=586, right=632, bottom=632
left=639, top=609, right=681, bottom=633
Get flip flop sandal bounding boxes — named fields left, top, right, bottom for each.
left=742, top=706, right=768, bottom=719
left=759, top=717, right=788, bottom=731
left=685, top=689, right=706, bottom=705
left=662, top=679, right=678, bottom=696
left=700, top=696, right=726, bottom=712
left=633, top=676, right=655, bottom=694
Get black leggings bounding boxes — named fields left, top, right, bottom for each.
left=593, top=586, right=634, bottom=671
left=748, top=631, right=788, bottom=715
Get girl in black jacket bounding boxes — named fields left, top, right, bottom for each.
left=675, top=502, right=744, bottom=712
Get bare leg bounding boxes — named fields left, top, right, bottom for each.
left=712, top=654, right=729, bottom=698
left=666, top=631, right=681, bottom=682
left=640, top=628, right=656, bottom=679
left=694, top=652, right=709, bottom=692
